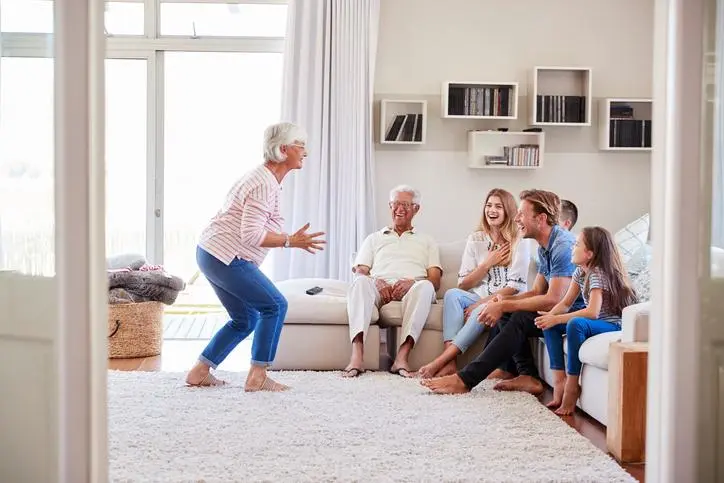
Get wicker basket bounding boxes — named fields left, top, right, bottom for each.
left=107, top=301, right=165, bottom=358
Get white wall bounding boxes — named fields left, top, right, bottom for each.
left=373, top=0, right=654, bottom=243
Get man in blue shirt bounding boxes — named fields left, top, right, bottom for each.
left=423, top=189, right=584, bottom=395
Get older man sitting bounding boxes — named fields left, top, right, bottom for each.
left=343, top=185, right=442, bottom=378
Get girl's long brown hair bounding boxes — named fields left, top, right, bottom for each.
left=581, top=226, right=638, bottom=315
left=477, top=188, right=519, bottom=267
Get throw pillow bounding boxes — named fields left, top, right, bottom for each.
left=632, top=264, right=652, bottom=302
left=615, top=213, right=650, bottom=264
left=626, top=243, right=652, bottom=279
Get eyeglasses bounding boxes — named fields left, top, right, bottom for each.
left=289, top=143, right=307, bottom=152
left=389, top=201, right=416, bottom=210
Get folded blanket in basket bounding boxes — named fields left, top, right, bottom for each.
left=108, top=270, right=186, bottom=305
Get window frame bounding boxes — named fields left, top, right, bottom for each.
left=1, top=0, right=287, bottom=264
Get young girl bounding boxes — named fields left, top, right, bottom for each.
left=417, top=188, right=531, bottom=379
left=535, top=226, right=638, bottom=415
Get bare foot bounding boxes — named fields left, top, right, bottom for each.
left=244, top=374, right=290, bottom=392
left=485, top=368, right=515, bottom=381
left=417, top=361, right=441, bottom=379
left=493, top=375, right=544, bottom=395
left=546, top=381, right=565, bottom=408
left=185, top=362, right=226, bottom=387
left=420, top=374, right=470, bottom=394
left=434, top=360, right=458, bottom=378
left=555, top=380, right=581, bottom=415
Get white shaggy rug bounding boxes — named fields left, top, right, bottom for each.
left=108, top=370, right=637, bottom=483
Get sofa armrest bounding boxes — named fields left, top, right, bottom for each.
left=621, top=302, right=651, bottom=343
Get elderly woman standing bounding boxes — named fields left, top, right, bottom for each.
left=185, top=122, right=325, bottom=392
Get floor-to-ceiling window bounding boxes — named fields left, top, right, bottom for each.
left=1, top=0, right=287, bottom=307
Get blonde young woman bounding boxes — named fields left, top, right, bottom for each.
left=418, top=188, right=531, bottom=379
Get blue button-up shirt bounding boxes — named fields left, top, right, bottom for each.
left=537, top=225, right=586, bottom=310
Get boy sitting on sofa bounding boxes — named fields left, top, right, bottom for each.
left=343, top=184, right=442, bottom=378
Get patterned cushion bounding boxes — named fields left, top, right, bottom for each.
left=626, top=243, right=652, bottom=278
left=614, top=214, right=650, bottom=264
left=632, top=264, right=652, bottom=302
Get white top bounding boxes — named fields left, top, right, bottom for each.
left=457, top=231, right=532, bottom=298
left=198, top=165, right=283, bottom=266
left=354, top=227, right=442, bottom=283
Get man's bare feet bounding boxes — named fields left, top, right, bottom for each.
left=485, top=368, right=515, bottom=381
left=493, top=375, right=544, bottom=395
left=185, top=361, right=227, bottom=387
left=555, top=378, right=581, bottom=415
left=420, top=374, right=470, bottom=394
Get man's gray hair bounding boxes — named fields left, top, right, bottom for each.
left=389, top=184, right=421, bottom=205
left=263, top=122, right=308, bottom=163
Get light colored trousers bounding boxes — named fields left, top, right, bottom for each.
left=442, top=288, right=488, bottom=353
left=347, top=276, right=436, bottom=344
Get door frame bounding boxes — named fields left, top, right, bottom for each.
left=54, top=0, right=107, bottom=480
left=648, top=0, right=719, bottom=481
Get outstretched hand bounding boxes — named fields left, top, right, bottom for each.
left=290, top=222, right=326, bottom=253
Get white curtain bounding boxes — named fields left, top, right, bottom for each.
left=714, top=0, right=724, bottom=249
left=273, top=0, right=380, bottom=281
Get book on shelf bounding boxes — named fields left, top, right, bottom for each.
left=535, top=95, right=586, bottom=123
left=385, top=113, right=423, bottom=142
left=448, top=86, right=514, bottom=117
left=609, top=119, right=652, bottom=148
left=484, top=144, right=540, bottom=167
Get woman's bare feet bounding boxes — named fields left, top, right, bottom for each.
left=554, top=377, right=581, bottom=415
left=493, top=375, right=544, bottom=395
left=485, top=368, right=515, bottom=381
left=244, top=365, right=289, bottom=392
left=435, top=360, right=458, bottom=377
left=185, top=361, right=227, bottom=387
left=420, top=374, right=470, bottom=394
left=417, top=360, right=443, bottom=379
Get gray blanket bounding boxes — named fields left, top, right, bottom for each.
left=108, top=270, right=186, bottom=305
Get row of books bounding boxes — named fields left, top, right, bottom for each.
left=536, top=95, right=586, bottom=123
left=384, top=113, right=423, bottom=142
left=484, top=144, right=540, bottom=167
left=609, top=119, right=652, bottom=148
left=447, top=86, right=514, bottom=117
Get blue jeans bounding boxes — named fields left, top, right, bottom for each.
left=196, top=246, right=288, bottom=368
left=543, top=316, right=621, bottom=376
left=442, top=288, right=487, bottom=353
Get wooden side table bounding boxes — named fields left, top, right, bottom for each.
left=607, top=341, right=649, bottom=463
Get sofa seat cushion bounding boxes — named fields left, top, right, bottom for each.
left=378, top=300, right=443, bottom=331
left=276, top=278, right=379, bottom=326
left=578, top=330, right=622, bottom=370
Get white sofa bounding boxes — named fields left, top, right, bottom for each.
left=271, top=239, right=654, bottom=426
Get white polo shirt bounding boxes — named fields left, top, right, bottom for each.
left=353, top=227, right=442, bottom=282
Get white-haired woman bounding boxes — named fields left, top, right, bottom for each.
left=185, top=122, right=325, bottom=392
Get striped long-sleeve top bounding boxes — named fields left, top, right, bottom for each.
left=198, top=164, right=283, bottom=266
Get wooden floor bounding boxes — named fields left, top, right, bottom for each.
left=110, top=338, right=645, bottom=482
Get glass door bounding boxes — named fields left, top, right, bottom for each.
left=162, top=51, right=283, bottom=291
left=105, top=58, right=148, bottom=260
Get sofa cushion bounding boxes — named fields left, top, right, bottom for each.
left=614, top=213, right=650, bottom=264
left=578, top=330, right=622, bottom=370
left=378, top=300, right=443, bottom=331
left=437, top=240, right=466, bottom=298
left=276, top=278, right=379, bottom=325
